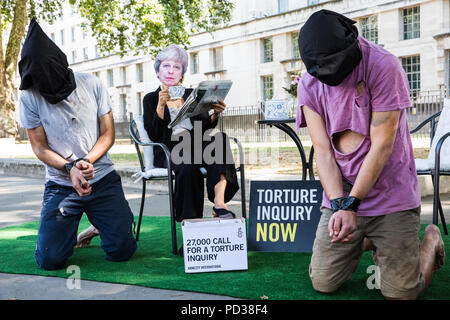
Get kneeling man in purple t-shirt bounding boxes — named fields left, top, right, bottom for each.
left=296, top=9, right=444, bottom=299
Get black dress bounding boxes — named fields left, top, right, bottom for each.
left=142, top=87, right=239, bottom=222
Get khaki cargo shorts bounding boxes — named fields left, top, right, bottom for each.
left=309, top=206, right=425, bottom=299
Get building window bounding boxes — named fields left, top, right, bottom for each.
left=262, top=75, right=274, bottom=101
left=136, top=63, right=144, bottom=83
left=291, top=32, right=300, bottom=59
left=93, top=71, right=100, bottom=78
left=107, top=69, right=114, bottom=87
left=60, top=29, right=65, bottom=46
left=82, top=30, right=87, bottom=39
left=402, top=6, right=420, bottom=40
left=94, top=45, right=100, bottom=58
left=71, top=50, right=77, bottom=64
left=121, top=66, right=127, bottom=84
left=211, top=47, right=223, bottom=71
left=83, top=48, right=88, bottom=60
left=401, top=55, right=420, bottom=93
left=50, top=33, right=55, bottom=42
left=263, top=38, right=273, bottom=63
left=71, top=27, right=76, bottom=42
left=137, top=92, right=143, bottom=115
left=278, top=0, right=288, bottom=13
left=307, top=0, right=321, bottom=6
left=191, top=52, right=199, bottom=74
left=446, top=51, right=450, bottom=91
left=120, top=94, right=127, bottom=120
left=361, top=15, right=378, bottom=44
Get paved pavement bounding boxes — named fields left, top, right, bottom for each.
left=0, top=273, right=238, bottom=300
left=1, top=173, right=449, bottom=300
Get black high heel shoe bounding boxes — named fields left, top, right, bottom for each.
left=212, top=207, right=236, bottom=219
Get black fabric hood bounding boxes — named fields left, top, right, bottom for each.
left=298, top=9, right=362, bottom=86
left=19, top=19, right=76, bottom=104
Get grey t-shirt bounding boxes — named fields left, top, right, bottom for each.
left=19, top=72, right=114, bottom=186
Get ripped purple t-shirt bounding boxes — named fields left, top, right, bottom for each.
left=296, top=36, right=420, bottom=216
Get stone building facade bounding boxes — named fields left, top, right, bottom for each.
left=18, top=0, right=450, bottom=122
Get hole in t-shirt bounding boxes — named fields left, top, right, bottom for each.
left=357, top=80, right=365, bottom=96
left=332, top=129, right=365, bottom=154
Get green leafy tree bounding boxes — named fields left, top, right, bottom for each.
left=0, top=0, right=233, bottom=139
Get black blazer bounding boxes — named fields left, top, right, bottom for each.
left=142, top=87, right=219, bottom=168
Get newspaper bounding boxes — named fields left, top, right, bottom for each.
left=168, top=80, right=233, bottom=129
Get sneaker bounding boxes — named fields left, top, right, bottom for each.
left=75, top=225, right=100, bottom=248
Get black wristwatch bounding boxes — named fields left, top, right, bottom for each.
left=330, top=196, right=361, bottom=213
left=64, top=158, right=90, bottom=174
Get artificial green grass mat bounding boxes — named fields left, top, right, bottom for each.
left=0, top=216, right=448, bottom=300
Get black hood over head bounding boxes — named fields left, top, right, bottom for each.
left=19, top=19, right=76, bottom=104
left=298, top=9, right=362, bottom=86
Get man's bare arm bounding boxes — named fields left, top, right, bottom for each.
left=83, top=111, right=115, bottom=164
left=27, top=125, right=68, bottom=170
left=303, top=106, right=344, bottom=200
left=349, top=110, right=400, bottom=200
left=303, top=106, right=358, bottom=242
left=27, top=125, right=92, bottom=196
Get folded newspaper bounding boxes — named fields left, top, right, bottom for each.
left=168, top=80, right=233, bottom=129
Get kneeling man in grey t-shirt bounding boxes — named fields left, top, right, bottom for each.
left=18, top=19, right=136, bottom=270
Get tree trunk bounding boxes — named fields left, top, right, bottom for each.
left=0, top=0, right=28, bottom=140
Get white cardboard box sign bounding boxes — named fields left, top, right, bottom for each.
left=181, top=218, right=248, bottom=273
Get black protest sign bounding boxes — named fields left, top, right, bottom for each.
left=248, top=180, right=323, bottom=252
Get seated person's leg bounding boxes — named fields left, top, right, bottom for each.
left=172, top=162, right=205, bottom=221
left=203, top=132, right=239, bottom=218
left=85, top=171, right=137, bottom=262
left=35, top=183, right=82, bottom=270
left=309, top=208, right=365, bottom=293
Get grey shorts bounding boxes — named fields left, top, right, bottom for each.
left=309, top=206, right=425, bottom=299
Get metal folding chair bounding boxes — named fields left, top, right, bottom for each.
left=129, top=116, right=247, bottom=254
left=410, top=98, right=450, bottom=235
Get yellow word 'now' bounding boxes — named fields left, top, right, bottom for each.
left=256, top=223, right=297, bottom=242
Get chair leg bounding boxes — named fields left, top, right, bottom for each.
left=437, top=195, right=448, bottom=235
left=433, top=174, right=439, bottom=226
left=432, top=172, right=448, bottom=235
left=240, top=164, right=246, bottom=219
left=168, top=176, right=177, bottom=255
left=136, top=180, right=146, bottom=242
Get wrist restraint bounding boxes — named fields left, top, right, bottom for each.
left=64, top=158, right=90, bottom=174
left=330, top=196, right=361, bottom=213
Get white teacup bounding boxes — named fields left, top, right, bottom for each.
left=169, top=86, right=185, bottom=100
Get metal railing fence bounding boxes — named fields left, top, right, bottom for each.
left=219, top=88, right=448, bottom=145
